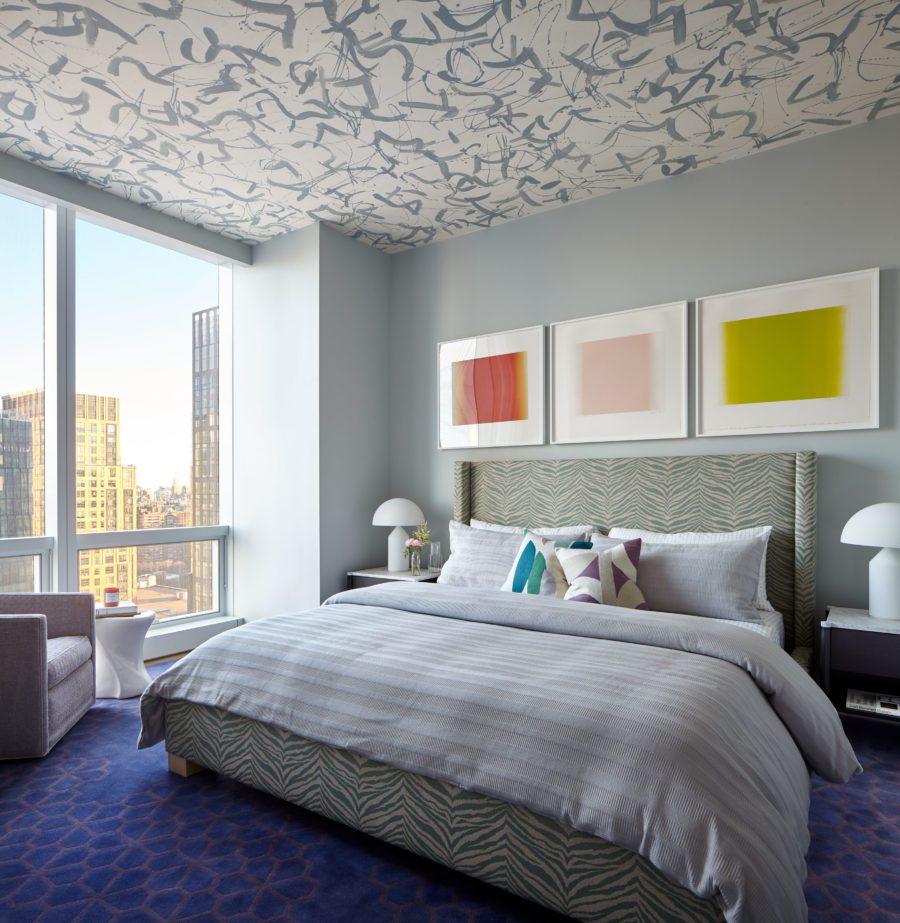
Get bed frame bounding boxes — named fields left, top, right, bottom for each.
left=166, top=451, right=817, bottom=922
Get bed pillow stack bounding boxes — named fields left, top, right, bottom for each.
left=438, top=521, right=588, bottom=593
left=437, top=521, right=526, bottom=590
left=590, top=531, right=768, bottom=623
left=607, top=526, right=774, bottom=611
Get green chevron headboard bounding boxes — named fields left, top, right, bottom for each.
left=453, top=452, right=817, bottom=660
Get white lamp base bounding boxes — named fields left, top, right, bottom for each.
left=387, top=526, right=410, bottom=572
left=869, top=547, right=900, bottom=619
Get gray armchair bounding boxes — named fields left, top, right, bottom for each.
left=0, top=593, right=96, bottom=759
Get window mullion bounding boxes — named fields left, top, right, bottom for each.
left=44, top=203, right=77, bottom=592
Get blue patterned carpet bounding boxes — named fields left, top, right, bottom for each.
left=1, top=662, right=898, bottom=923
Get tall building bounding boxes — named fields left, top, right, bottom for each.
left=2, top=389, right=43, bottom=536
left=75, top=394, right=138, bottom=603
left=190, top=306, right=219, bottom=613
left=2, top=390, right=138, bottom=603
left=0, top=413, right=35, bottom=591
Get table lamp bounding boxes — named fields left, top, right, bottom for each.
left=373, top=498, right=425, bottom=571
left=841, top=502, right=900, bottom=620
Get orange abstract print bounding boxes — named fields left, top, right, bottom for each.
left=452, top=351, right=528, bottom=425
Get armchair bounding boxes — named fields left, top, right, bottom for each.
left=0, top=593, right=96, bottom=759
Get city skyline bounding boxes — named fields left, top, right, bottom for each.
left=0, top=190, right=220, bottom=488
left=0, top=303, right=220, bottom=617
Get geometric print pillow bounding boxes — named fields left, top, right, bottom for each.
left=546, top=538, right=595, bottom=598
left=556, top=539, right=649, bottom=610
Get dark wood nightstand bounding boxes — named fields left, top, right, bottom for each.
left=821, top=607, right=900, bottom=728
left=346, top=567, right=439, bottom=590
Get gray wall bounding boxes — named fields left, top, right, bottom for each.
left=319, top=224, right=392, bottom=599
left=233, top=224, right=321, bottom=620
left=389, top=114, right=900, bottom=617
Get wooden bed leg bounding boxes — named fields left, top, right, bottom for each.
left=167, top=752, right=206, bottom=777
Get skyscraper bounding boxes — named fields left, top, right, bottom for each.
left=74, top=394, right=137, bottom=603
left=2, top=389, right=43, bottom=537
left=190, top=306, right=219, bottom=612
left=2, top=390, right=138, bottom=602
left=0, top=413, right=35, bottom=591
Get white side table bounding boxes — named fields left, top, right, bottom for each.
left=95, top=611, right=156, bottom=699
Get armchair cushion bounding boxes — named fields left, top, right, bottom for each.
left=47, top=636, right=92, bottom=689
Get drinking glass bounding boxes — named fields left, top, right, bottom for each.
left=429, top=541, right=443, bottom=573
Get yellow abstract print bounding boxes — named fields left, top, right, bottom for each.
left=723, top=305, right=845, bottom=405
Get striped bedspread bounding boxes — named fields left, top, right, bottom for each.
left=140, top=584, right=859, bottom=923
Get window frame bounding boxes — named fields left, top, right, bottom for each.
left=0, top=182, right=232, bottom=628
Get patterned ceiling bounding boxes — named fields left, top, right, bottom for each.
left=0, top=2, right=898, bottom=252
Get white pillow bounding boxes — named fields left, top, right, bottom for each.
left=606, top=526, right=774, bottom=612
left=609, top=526, right=775, bottom=612
left=470, top=518, right=595, bottom=540
left=438, top=521, right=531, bottom=589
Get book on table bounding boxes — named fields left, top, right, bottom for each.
left=96, top=601, right=139, bottom=618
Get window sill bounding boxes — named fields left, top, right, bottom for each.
left=143, top=613, right=242, bottom=660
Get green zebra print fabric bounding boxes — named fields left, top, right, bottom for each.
left=453, top=452, right=816, bottom=657
left=165, top=701, right=724, bottom=923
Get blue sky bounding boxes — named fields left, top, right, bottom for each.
left=0, top=190, right=219, bottom=488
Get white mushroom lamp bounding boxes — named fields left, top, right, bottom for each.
left=373, top=498, right=425, bottom=572
left=841, top=502, right=900, bottom=620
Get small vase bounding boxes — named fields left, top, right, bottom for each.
left=410, top=549, right=421, bottom=576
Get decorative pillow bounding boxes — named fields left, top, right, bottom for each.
left=500, top=532, right=561, bottom=596
left=471, top=519, right=595, bottom=540
left=556, top=540, right=648, bottom=609
left=545, top=538, right=594, bottom=598
left=608, top=526, right=774, bottom=611
left=590, top=533, right=766, bottom=622
left=438, top=521, right=526, bottom=589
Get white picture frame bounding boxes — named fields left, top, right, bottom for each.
left=696, top=268, right=879, bottom=437
left=438, top=325, right=545, bottom=449
left=550, top=302, right=688, bottom=444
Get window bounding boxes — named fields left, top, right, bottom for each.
left=0, top=190, right=44, bottom=540
left=0, top=188, right=230, bottom=625
left=0, top=555, right=40, bottom=593
left=0, top=188, right=51, bottom=590
left=79, top=539, right=218, bottom=620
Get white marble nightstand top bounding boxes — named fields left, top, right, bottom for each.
left=824, top=606, right=900, bottom=635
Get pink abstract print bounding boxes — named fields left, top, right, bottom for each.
left=579, top=333, right=655, bottom=415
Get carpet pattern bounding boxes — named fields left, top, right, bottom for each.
left=1, top=663, right=898, bottom=923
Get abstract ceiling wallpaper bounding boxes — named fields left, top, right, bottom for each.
left=0, top=1, right=898, bottom=251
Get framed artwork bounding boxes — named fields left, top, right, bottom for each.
left=438, top=325, right=544, bottom=449
left=697, top=268, right=879, bottom=436
left=550, top=302, right=688, bottom=444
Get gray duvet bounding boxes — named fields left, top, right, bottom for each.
left=139, top=583, right=860, bottom=922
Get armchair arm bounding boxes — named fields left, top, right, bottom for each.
left=0, top=614, right=49, bottom=758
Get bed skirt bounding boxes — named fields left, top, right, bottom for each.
left=164, top=700, right=724, bottom=923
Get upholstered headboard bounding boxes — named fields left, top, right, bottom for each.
left=453, top=452, right=817, bottom=660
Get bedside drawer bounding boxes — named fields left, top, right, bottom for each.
left=348, top=575, right=389, bottom=589
left=829, top=627, right=900, bottom=677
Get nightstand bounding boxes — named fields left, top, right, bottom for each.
left=347, top=567, right=439, bottom=590
left=821, top=607, right=900, bottom=727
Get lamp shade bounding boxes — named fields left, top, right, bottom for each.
left=841, top=502, right=900, bottom=549
left=372, top=498, right=424, bottom=527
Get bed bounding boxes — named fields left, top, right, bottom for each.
left=140, top=451, right=855, bottom=923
